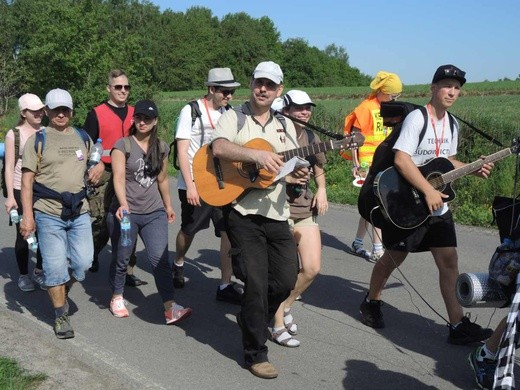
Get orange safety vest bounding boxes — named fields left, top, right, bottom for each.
left=93, top=103, right=134, bottom=164
left=340, top=96, right=391, bottom=165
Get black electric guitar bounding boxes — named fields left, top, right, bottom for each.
left=374, top=143, right=519, bottom=229
left=193, top=133, right=364, bottom=206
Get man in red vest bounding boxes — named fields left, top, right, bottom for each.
left=84, top=69, right=144, bottom=286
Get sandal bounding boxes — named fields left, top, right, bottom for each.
left=270, top=327, right=300, bottom=348
left=283, top=308, right=298, bottom=335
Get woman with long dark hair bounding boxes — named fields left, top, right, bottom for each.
left=107, top=100, right=192, bottom=324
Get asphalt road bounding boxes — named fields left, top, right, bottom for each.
left=0, top=178, right=515, bottom=389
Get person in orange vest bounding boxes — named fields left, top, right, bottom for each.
left=83, top=69, right=143, bottom=287
left=342, top=71, right=402, bottom=261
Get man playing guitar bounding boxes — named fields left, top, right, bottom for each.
left=360, top=64, right=495, bottom=345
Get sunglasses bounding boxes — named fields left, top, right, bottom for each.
left=218, top=89, right=236, bottom=96
left=111, top=84, right=131, bottom=91
left=388, top=93, right=401, bottom=101
left=443, top=68, right=465, bottom=79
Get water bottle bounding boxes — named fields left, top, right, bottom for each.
left=120, top=210, right=132, bottom=247
left=9, top=208, right=20, bottom=224
left=88, top=138, right=103, bottom=169
left=26, top=232, right=38, bottom=251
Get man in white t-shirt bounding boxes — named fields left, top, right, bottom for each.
left=173, top=68, right=243, bottom=304
left=360, top=65, right=495, bottom=345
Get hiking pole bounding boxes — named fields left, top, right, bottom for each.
left=274, top=110, right=344, bottom=140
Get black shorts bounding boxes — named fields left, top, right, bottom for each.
left=381, top=211, right=457, bottom=253
left=179, top=189, right=225, bottom=237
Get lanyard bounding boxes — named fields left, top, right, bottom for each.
left=426, top=104, right=446, bottom=157
left=203, top=97, right=215, bottom=129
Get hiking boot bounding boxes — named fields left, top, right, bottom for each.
left=54, top=314, right=74, bottom=339
left=248, top=361, right=278, bottom=379
left=18, top=275, right=35, bottom=292
left=173, top=265, right=185, bottom=289
left=351, top=241, right=370, bottom=258
left=110, top=296, right=129, bottom=318
left=216, top=282, right=243, bottom=305
left=165, top=304, right=192, bottom=325
left=32, top=269, right=47, bottom=291
left=360, top=294, right=385, bottom=328
left=468, top=346, right=496, bottom=389
left=448, top=314, right=493, bottom=345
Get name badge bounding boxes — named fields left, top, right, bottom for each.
left=76, top=150, right=84, bottom=161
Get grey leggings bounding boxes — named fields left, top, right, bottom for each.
left=107, top=209, right=174, bottom=302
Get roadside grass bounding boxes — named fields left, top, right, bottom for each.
left=0, top=356, right=46, bottom=389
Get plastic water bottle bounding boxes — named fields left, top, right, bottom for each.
left=120, top=210, right=132, bottom=247
left=88, top=138, right=103, bottom=169
left=26, top=232, right=38, bottom=251
left=9, top=208, right=20, bottom=224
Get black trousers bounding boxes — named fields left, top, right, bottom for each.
left=224, top=208, right=298, bottom=366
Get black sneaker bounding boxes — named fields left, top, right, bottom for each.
left=468, top=346, right=496, bottom=389
left=216, top=283, right=243, bottom=305
left=360, top=294, right=385, bottom=328
left=173, top=265, right=185, bottom=289
left=54, top=314, right=74, bottom=339
left=448, top=315, right=493, bottom=345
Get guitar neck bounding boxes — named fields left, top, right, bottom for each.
left=437, top=147, right=512, bottom=186
left=280, top=139, right=338, bottom=160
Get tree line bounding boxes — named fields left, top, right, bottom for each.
left=0, top=0, right=370, bottom=119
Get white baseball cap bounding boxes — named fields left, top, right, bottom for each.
left=253, top=61, right=283, bottom=84
left=283, top=90, right=316, bottom=107
left=45, top=88, right=73, bottom=109
left=271, top=97, right=284, bottom=111
left=18, top=93, right=45, bottom=112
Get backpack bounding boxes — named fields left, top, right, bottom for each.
left=357, top=101, right=455, bottom=226
left=170, top=100, right=286, bottom=170
left=34, top=127, right=91, bottom=172
left=1, top=128, right=20, bottom=198
left=170, top=100, right=230, bottom=170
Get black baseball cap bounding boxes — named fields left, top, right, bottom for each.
left=432, top=64, right=466, bottom=86
left=134, top=100, right=159, bottom=118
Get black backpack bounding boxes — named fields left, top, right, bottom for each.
left=170, top=101, right=287, bottom=171
left=357, top=101, right=455, bottom=227
left=170, top=100, right=231, bottom=170
left=1, top=128, right=20, bottom=198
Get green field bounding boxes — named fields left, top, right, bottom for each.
left=1, top=80, right=519, bottom=227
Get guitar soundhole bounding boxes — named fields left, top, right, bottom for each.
left=426, top=172, right=446, bottom=192
left=238, top=162, right=269, bottom=183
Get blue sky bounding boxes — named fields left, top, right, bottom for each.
left=150, top=0, right=519, bottom=85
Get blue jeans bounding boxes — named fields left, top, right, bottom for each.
left=35, top=211, right=93, bottom=286
left=107, top=209, right=174, bottom=302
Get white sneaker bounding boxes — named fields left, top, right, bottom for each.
left=18, top=275, right=35, bottom=292
left=32, top=270, right=47, bottom=290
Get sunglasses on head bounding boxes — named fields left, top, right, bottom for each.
left=112, top=84, right=131, bottom=91
left=218, top=88, right=236, bottom=96
left=444, top=68, right=465, bottom=78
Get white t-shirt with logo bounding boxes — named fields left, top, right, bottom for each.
left=393, top=108, right=459, bottom=216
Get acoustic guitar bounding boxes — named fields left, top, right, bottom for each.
left=374, top=142, right=519, bottom=229
left=192, top=133, right=364, bottom=206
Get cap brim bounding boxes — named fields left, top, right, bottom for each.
left=253, top=72, right=282, bottom=84
left=47, top=103, right=73, bottom=110
left=21, top=104, right=45, bottom=111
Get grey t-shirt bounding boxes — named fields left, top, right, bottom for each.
left=111, top=137, right=168, bottom=214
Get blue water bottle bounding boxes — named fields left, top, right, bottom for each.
left=26, top=232, right=38, bottom=251
left=120, top=210, right=132, bottom=247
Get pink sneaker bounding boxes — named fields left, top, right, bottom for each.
left=165, top=304, right=192, bottom=325
left=110, top=296, right=129, bottom=318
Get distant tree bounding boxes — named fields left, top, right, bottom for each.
left=0, top=0, right=21, bottom=114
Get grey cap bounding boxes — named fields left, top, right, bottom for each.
left=205, top=68, right=241, bottom=88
